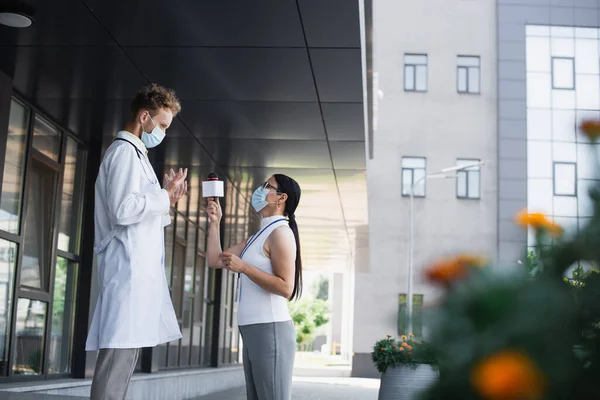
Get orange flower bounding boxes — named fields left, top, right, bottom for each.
left=408, top=334, right=414, bottom=337
left=580, top=120, right=600, bottom=141
left=399, top=347, right=405, bottom=352
left=515, top=210, right=562, bottom=238
left=401, top=335, right=407, bottom=340
left=425, top=254, right=486, bottom=284
left=386, top=334, right=391, bottom=338
left=380, top=347, right=385, bottom=351
left=471, top=350, right=545, bottom=400
left=401, top=342, right=408, bottom=347
left=407, top=345, right=413, bottom=351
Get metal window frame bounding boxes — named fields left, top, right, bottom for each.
left=553, top=161, right=577, bottom=197
left=551, top=56, right=576, bottom=91
left=404, top=54, right=428, bottom=93
left=456, top=56, right=481, bottom=94
left=456, top=159, right=482, bottom=200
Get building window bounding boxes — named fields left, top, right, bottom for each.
left=398, top=294, right=424, bottom=338
left=402, top=157, right=426, bottom=197
left=457, top=56, right=480, bottom=94
left=404, top=54, right=428, bottom=92
left=553, top=162, right=576, bottom=196
left=551, top=57, right=575, bottom=90
left=456, top=159, right=481, bottom=199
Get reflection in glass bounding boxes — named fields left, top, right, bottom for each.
left=32, top=115, right=61, bottom=162
left=575, top=39, right=599, bottom=74
left=0, top=100, right=30, bottom=235
left=187, top=168, right=200, bottom=223
left=527, top=73, right=551, bottom=108
left=553, top=162, right=576, bottom=196
left=13, top=299, right=47, bottom=375
left=528, top=109, right=552, bottom=140
left=203, top=267, right=215, bottom=366
left=180, top=228, right=197, bottom=366
left=48, top=258, right=78, bottom=374
left=58, top=138, right=87, bottom=254
left=0, top=240, right=17, bottom=376
left=527, top=142, right=552, bottom=178
left=552, top=58, right=574, bottom=89
left=191, top=255, right=206, bottom=365
left=21, top=159, right=58, bottom=290
left=528, top=178, right=553, bottom=215
left=176, top=214, right=186, bottom=240
left=168, top=242, right=185, bottom=367
left=552, top=110, right=576, bottom=142
left=526, top=37, right=550, bottom=72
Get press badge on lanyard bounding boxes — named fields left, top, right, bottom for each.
left=234, top=218, right=286, bottom=303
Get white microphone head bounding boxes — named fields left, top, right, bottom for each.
left=202, top=173, right=224, bottom=198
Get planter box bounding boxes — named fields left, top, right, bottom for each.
left=378, top=364, right=438, bottom=400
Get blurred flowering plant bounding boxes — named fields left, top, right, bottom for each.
left=414, top=121, right=600, bottom=400
left=372, top=334, right=437, bottom=374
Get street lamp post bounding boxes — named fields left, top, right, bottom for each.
left=406, top=161, right=485, bottom=335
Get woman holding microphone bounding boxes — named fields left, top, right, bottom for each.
left=207, top=174, right=302, bottom=400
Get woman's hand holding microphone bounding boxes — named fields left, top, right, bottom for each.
left=207, top=197, right=247, bottom=273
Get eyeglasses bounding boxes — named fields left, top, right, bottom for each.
left=262, top=181, right=283, bottom=194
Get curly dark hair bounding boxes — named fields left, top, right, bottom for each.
left=130, top=83, right=181, bottom=121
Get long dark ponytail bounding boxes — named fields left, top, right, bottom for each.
left=274, top=174, right=302, bottom=301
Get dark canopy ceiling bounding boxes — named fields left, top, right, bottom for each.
left=0, top=0, right=369, bottom=272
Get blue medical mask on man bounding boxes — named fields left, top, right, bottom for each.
left=141, top=113, right=166, bottom=148
left=251, top=183, right=281, bottom=212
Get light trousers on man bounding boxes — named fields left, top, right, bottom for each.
left=90, top=348, right=139, bottom=400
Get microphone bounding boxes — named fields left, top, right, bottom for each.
left=202, top=173, right=224, bottom=198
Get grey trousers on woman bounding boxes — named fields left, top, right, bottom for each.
left=239, top=321, right=296, bottom=400
left=90, top=348, right=139, bottom=400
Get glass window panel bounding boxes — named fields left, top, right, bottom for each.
left=32, top=115, right=61, bottom=162
left=172, top=242, right=185, bottom=319
left=552, top=110, right=576, bottom=142
left=413, top=168, right=426, bottom=196
left=553, top=196, right=578, bottom=219
left=551, top=38, right=575, bottom=56
left=404, top=66, right=415, bottom=91
left=576, top=110, right=600, bottom=143
left=187, top=168, right=200, bottom=223
left=0, top=239, right=17, bottom=376
left=415, top=66, right=427, bottom=91
left=180, top=228, right=197, bottom=366
left=404, top=55, right=427, bottom=64
left=457, top=172, right=467, bottom=197
left=457, top=68, right=467, bottom=92
left=578, top=180, right=595, bottom=217
left=58, top=138, right=86, bottom=254
left=468, top=67, right=480, bottom=93
left=575, top=39, right=599, bottom=74
left=527, top=73, right=552, bottom=108
left=197, top=227, right=206, bottom=254
left=13, top=299, right=47, bottom=375
left=554, top=163, right=576, bottom=196
left=577, top=143, right=596, bottom=179
left=528, top=109, right=552, bottom=140
left=402, top=157, right=426, bottom=168
left=527, top=25, right=550, bottom=37
left=458, top=56, right=479, bottom=67
left=526, top=37, right=551, bottom=72
left=551, top=27, right=575, bottom=38
left=202, top=267, right=215, bottom=366
left=552, top=58, right=574, bottom=89
left=48, top=257, right=78, bottom=374
left=21, top=159, right=58, bottom=290
left=576, top=74, right=600, bottom=110
left=176, top=214, right=186, bottom=239
left=528, top=142, right=553, bottom=178
left=402, top=169, right=411, bottom=196
left=191, top=255, right=206, bottom=365
left=468, top=171, right=480, bottom=198
left=575, top=27, right=598, bottom=39
left=528, top=179, right=553, bottom=215
left=553, top=142, right=577, bottom=162
left=0, top=100, right=30, bottom=235
left=552, top=89, right=576, bottom=109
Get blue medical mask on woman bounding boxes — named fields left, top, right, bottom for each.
left=251, top=186, right=271, bottom=212
left=141, top=114, right=166, bottom=148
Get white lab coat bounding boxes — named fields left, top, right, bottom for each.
left=86, top=131, right=182, bottom=351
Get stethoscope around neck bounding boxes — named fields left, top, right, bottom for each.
left=114, top=138, right=158, bottom=184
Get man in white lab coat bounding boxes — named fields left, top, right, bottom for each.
left=86, top=83, right=188, bottom=400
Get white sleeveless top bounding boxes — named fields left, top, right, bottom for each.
left=237, top=216, right=294, bottom=326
